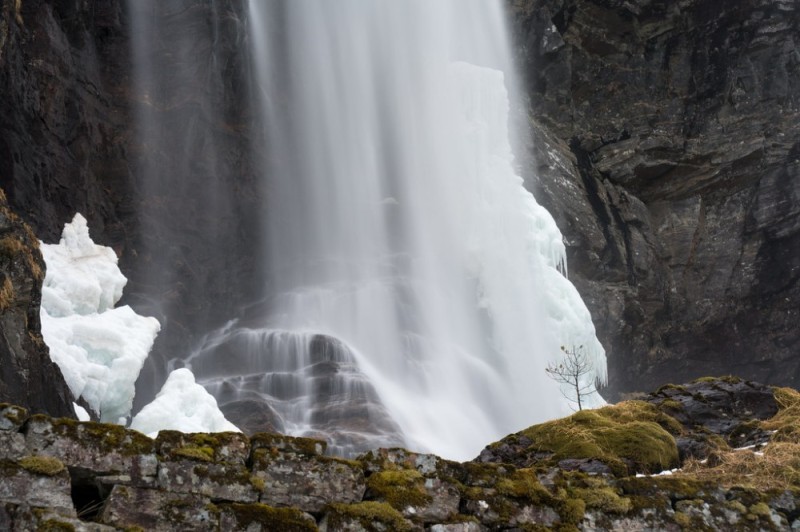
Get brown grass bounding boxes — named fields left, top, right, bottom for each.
left=677, top=443, right=800, bottom=491
left=671, top=387, right=800, bottom=490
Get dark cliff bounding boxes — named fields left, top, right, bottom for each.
left=507, top=0, right=800, bottom=398
left=0, top=0, right=797, bottom=409
left=0, top=0, right=264, bottom=410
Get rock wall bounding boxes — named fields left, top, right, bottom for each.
left=1, top=377, right=798, bottom=530
left=506, top=0, right=800, bottom=398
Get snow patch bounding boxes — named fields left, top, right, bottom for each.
left=73, top=403, right=90, bottom=422
left=41, top=214, right=238, bottom=436
left=130, top=368, right=240, bottom=438
left=40, top=214, right=160, bottom=424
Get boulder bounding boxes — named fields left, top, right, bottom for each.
left=24, top=415, right=157, bottom=482
left=0, top=459, right=73, bottom=513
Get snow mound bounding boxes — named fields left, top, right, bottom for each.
left=40, top=213, right=161, bottom=424
left=130, top=368, right=241, bottom=438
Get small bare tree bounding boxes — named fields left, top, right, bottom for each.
left=545, top=344, right=598, bottom=411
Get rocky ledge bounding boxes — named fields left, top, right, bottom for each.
left=0, top=376, right=798, bottom=531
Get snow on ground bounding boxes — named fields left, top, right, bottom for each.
left=130, top=368, right=241, bottom=437
left=40, top=213, right=238, bottom=436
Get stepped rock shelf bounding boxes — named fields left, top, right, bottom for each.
left=1, top=376, right=799, bottom=531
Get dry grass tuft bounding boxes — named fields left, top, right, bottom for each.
left=673, top=387, right=800, bottom=490
left=677, top=442, right=800, bottom=491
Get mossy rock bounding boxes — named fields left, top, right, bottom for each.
left=617, top=476, right=713, bottom=501
left=494, top=468, right=553, bottom=505
left=219, top=503, right=317, bottom=531
left=655, top=383, right=688, bottom=395
left=365, top=468, right=431, bottom=509
left=38, top=416, right=155, bottom=457
left=509, top=403, right=680, bottom=476
left=692, top=375, right=743, bottom=385
left=156, top=430, right=249, bottom=463
left=565, top=476, right=631, bottom=514
left=250, top=432, right=326, bottom=456
left=0, top=403, right=28, bottom=428
left=324, top=502, right=412, bottom=532
left=456, top=461, right=515, bottom=488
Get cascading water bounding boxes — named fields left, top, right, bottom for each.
left=185, top=0, right=607, bottom=461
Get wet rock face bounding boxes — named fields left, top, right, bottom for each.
left=506, top=0, right=800, bottom=398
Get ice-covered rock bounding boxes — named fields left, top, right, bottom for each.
left=130, top=368, right=240, bottom=437
left=40, top=214, right=161, bottom=424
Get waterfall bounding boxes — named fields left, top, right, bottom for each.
left=130, top=0, right=607, bottom=461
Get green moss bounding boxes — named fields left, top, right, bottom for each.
left=656, top=383, right=687, bottom=394
left=673, top=511, right=691, bottom=527
left=516, top=403, right=680, bottom=475
left=366, top=469, right=430, bottom=509
left=558, top=498, right=586, bottom=524
left=599, top=400, right=684, bottom=435
left=748, top=502, right=771, bottom=518
left=156, top=431, right=251, bottom=465
left=495, top=468, right=551, bottom=504
left=326, top=502, right=412, bottom=532
left=457, top=461, right=513, bottom=488
left=173, top=446, right=215, bottom=462
left=727, top=500, right=747, bottom=514
left=38, top=520, right=76, bottom=532
left=250, top=432, right=326, bottom=456
left=220, top=503, right=317, bottom=531
left=328, top=456, right=363, bottom=470
left=18, top=456, right=65, bottom=476
left=658, top=399, right=683, bottom=411
left=249, top=475, right=266, bottom=492
left=691, top=375, right=742, bottom=385
left=569, top=485, right=631, bottom=514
